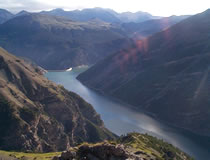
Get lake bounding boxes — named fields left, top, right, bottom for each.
left=45, top=67, right=210, bottom=160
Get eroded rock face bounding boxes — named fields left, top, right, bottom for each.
left=0, top=48, right=115, bottom=152
left=55, top=143, right=143, bottom=160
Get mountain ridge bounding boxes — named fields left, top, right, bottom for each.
left=0, top=9, right=13, bottom=24
left=121, top=15, right=190, bottom=39
left=41, top=7, right=160, bottom=23
left=0, top=13, right=131, bottom=70
left=0, top=11, right=190, bottom=70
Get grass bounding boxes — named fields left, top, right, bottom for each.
left=0, top=150, right=61, bottom=160
left=0, top=133, right=193, bottom=160
left=117, top=132, right=193, bottom=160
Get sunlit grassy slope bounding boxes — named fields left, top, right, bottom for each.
left=0, top=133, right=193, bottom=160
left=0, top=150, right=61, bottom=160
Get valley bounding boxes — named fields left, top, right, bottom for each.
left=77, top=9, right=210, bottom=138
left=0, top=9, right=188, bottom=70
left=46, top=67, right=210, bottom=160
left=0, top=3, right=209, bottom=160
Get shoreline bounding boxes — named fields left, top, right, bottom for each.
left=75, top=76, right=210, bottom=140
left=46, top=70, right=210, bottom=139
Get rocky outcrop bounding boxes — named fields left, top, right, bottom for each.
left=0, top=47, right=115, bottom=152
left=55, top=143, right=141, bottom=160
left=53, top=133, right=193, bottom=160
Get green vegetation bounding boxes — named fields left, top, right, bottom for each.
left=0, top=133, right=193, bottom=160
left=117, top=133, right=193, bottom=160
left=0, top=150, right=61, bottom=160
left=53, top=132, right=193, bottom=160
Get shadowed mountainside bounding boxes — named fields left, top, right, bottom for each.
left=77, top=9, right=210, bottom=136
left=0, top=13, right=130, bottom=70
left=0, top=9, right=189, bottom=70
left=122, top=15, right=190, bottom=39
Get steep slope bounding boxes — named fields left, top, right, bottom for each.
left=54, top=133, right=192, bottom=160
left=0, top=9, right=13, bottom=24
left=122, top=15, right=190, bottom=39
left=77, top=9, right=210, bottom=136
left=0, top=13, right=130, bottom=69
left=0, top=47, right=115, bottom=152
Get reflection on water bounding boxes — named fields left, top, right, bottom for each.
left=45, top=68, right=210, bottom=160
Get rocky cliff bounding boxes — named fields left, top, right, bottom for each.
left=0, top=47, right=115, bottom=152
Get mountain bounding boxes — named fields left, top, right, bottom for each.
left=0, top=9, right=13, bottom=24
left=43, top=8, right=188, bottom=38
left=41, top=8, right=121, bottom=23
left=0, top=47, right=115, bottom=152
left=41, top=8, right=160, bottom=23
left=77, top=9, right=210, bottom=136
left=0, top=13, right=130, bottom=70
left=14, top=10, right=31, bottom=17
left=122, top=15, right=190, bottom=39
left=117, top=11, right=160, bottom=23
left=53, top=133, right=192, bottom=160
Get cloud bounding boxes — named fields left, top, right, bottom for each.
left=0, top=0, right=54, bottom=13
left=0, top=0, right=209, bottom=16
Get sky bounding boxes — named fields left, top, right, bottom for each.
left=0, top=0, right=210, bottom=16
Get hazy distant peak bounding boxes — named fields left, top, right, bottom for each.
left=0, top=8, right=12, bottom=14
left=163, top=15, right=191, bottom=21
left=83, top=7, right=116, bottom=12
left=15, top=10, right=30, bottom=16
left=0, top=8, right=14, bottom=24
left=50, top=8, right=65, bottom=13
left=52, top=8, right=65, bottom=11
left=202, top=8, right=210, bottom=15
left=40, top=7, right=160, bottom=23
left=117, top=11, right=157, bottom=23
